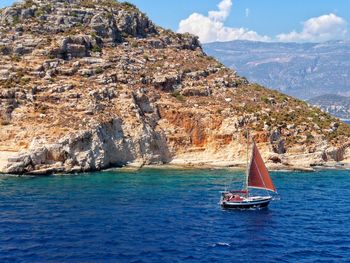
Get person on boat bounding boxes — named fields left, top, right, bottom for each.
left=224, top=193, right=242, bottom=202
left=224, top=193, right=234, bottom=201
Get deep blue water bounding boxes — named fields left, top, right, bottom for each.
left=1, top=169, right=350, bottom=262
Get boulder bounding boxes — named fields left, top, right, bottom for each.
left=152, top=73, right=182, bottom=91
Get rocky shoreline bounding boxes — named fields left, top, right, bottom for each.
left=0, top=121, right=349, bottom=175
left=1, top=162, right=350, bottom=177
left=1, top=148, right=350, bottom=176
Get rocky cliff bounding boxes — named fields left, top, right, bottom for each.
left=0, top=0, right=349, bottom=174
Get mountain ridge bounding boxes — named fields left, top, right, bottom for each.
left=203, top=40, right=350, bottom=99
left=308, top=94, right=350, bottom=120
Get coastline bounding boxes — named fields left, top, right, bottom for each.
left=1, top=145, right=350, bottom=176
left=1, top=159, right=349, bottom=177
left=0, top=151, right=18, bottom=174
left=129, top=162, right=350, bottom=172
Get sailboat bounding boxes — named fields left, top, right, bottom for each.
left=220, top=140, right=278, bottom=209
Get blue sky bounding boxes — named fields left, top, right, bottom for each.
left=129, top=0, right=350, bottom=38
left=1, top=0, right=349, bottom=43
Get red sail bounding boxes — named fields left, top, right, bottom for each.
left=248, top=143, right=276, bottom=192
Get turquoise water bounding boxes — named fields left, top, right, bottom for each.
left=1, top=168, right=350, bottom=262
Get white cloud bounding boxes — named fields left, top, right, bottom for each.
left=277, top=13, right=348, bottom=42
left=177, top=0, right=270, bottom=43
left=208, top=0, right=232, bottom=22
left=178, top=2, right=348, bottom=44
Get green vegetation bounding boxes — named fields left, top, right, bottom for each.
left=216, top=109, right=223, bottom=115
left=71, top=11, right=78, bottom=17
left=131, top=41, right=138, bottom=48
left=80, top=0, right=136, bottom=10
left=90, top=32, right=97, bottom=38
left=11, top=55, right=21, bottom=62
left=121, top=2, right=137, bottom=9
left=23, top=0, right=34, bottom=9
left=305, top=134, right=315, bottom=144
left=171, top=92, right=186, bottom=102
left=0, top=68, right=31, bottom=89
left=91, top=45, right=102, bottom=53
left=326, top=123, right=350, bottom=143
left=0, top=120, right=10, bottom=126
left=37, top=105, right=48, bottom=114
left=33, top=3, right=54, bottom=17
left=230, top=83, right=350, bottom=146
left=47, top=54, right=56, bottom=59
left=95, top=67, right=104, bottom=74
left=80, top=0, right=97, bottom=8
left=182, top=68, right=192, bottom=74
left=12, top=16, right=20, bottom=25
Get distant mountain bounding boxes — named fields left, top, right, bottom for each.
left=203, top=40, right=350, bottom=100
left=308, top=94, right=350, bottom=120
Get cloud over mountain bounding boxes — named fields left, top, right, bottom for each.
left=177, top=0, right=270, bottom=43
left=277, top=13, right=348, bottom=42
left=178, top=1, right=348, bottom=44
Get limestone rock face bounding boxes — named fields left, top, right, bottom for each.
left=50, top=35, right=102, bottom=59
left=0, top=0, right=349, bottom=174
left=4, top=116, right=171, bottom=174
left=116, top=10, right=157, bottom=37
left=90, top=13, right=121, bottom=43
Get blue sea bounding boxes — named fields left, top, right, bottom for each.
left=1, top=168, right=350, bottom=262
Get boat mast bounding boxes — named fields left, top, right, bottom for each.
left=245, top=130, right=249, bottom=194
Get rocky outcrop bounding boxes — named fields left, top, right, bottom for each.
left=0, top=88, right=20, bottom=124
left=4, top=117, right=171, bottom=174
left=116, top=9, right=157, bottom=37
left=90, top=13, right=121, bottom=43
left=153, top=73, right=182, bottom=92
left=49, top=35, right=103, bottom=59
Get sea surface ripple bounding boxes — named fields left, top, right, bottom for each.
left=0, top=169, right=350, bottom=262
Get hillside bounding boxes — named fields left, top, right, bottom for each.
left=203, top=40, right=350, bottom=100
left=0, top=0, right=350, bottom=174
left=308, top=94, right=350, bottom=120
